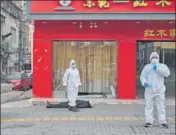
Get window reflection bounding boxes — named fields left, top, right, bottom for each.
left=136, top=41, right=176, bottom=98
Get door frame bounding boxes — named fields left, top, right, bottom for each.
left=136, top=40, right=176, bottom=98
left=52, top=40, right=118, bottom=96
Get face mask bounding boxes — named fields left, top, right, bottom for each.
left=151, top=58, right=159, bottom=64
left=71, top=63, right=76, bottom=68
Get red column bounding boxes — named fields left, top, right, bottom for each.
left=33, top=39, right=52, bottom=97
left=117, top=40, right=136, bottom=99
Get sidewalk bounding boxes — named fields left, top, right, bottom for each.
left=29, top=97, right=175, bottom=106
left=1, top=103, right=175, bottom=135
left=1, top=90, right=175, bottom=107
left=1, top=90, right=32, bottom=104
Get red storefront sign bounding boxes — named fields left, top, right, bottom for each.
left=29, top=0, right=175, bottom=99
left=31, top=0, right=175, bottom=13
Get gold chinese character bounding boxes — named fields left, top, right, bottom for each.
left=83, top=0, right=95, bottom=8
left=133, top=0, right=148, bottom=7
left=169, top=29, right=176, bottom=38
left=156, top=0, right=171, bottom=7
left=144, top=29, right=155, bottom=37
left=156, top=29, right=167, bottom=37
left=98, top=0, right=110, bottom=8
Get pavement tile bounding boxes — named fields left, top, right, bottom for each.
left=69, top=117, right=77, bottom=121
left=113, top=116, right=122, bottom=120
left=123, top=117, right=132, bottom=120
left=51, top=117, right=60, bottom=121
left=60, top=117, right=69, bottom=121
left=1, top=103, right=175, bottom=135
left=42, top=117, right=51, bottom=121
left=77, top=117, right=87, bottom=120
left=86, top=117, right=95, bottom=120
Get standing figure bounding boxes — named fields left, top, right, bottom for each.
left=63, top=59, right=82, bottom=112
left=140, top=52, right=170, bottom=128
left=46, top=59, right=94, bottom=111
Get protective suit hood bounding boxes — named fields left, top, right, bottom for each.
left=150, top=52, right=159, bottom=64
left=69, top=59, right=76, bottom=69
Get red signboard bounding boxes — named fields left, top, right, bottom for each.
left=31, top=0, right=175, bottom=13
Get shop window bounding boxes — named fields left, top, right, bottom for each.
left=136, top=41, right=176, bottom=98
left=53, top=41, right=117, bottom=97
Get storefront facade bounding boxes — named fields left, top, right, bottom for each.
left=26, top=0, right=175, bottom=99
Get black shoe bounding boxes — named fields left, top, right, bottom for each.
left=68, top=106, right=72, bottom=111
left=46, top=101, right=52, bottom=108
left=144, top=123, right=153, bottom=128
left=161, top=124, right=169, bottom=129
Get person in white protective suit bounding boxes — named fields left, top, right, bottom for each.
left=62, top=59, right=82, bottom=112
left=140, top=52, right=170, bottom=128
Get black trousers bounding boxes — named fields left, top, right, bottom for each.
left=49, top=100, right=91, bottom=108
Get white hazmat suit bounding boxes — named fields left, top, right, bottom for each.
left=63, top=60, right=82, bottom=107
left=140, top=52, right=170, bottom=125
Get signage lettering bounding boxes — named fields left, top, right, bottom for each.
left=156, top=0, right=171, bottom=7
left=98, top=0, right=110, bottom=8
left=144, top=29, right=155, bottom=37
left=83, top=0, right=95, bottom=8
left=156, top=29, right=167, bottom=37
left=144, top=29, right=175, bottom=38
left=82, top=0, right=173, bottom=9
left=169, top=29, right=176, bottom=38
left=31, top=1, right=176, bottom=12
left=133, top=0, right=148, bottom=7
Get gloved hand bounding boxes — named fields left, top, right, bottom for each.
left=153, top=64, right=157, bottom=71
left=143, top=82, right=149, bottom=88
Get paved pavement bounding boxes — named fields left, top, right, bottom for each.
left=1, top=98, right=175, bottom=108
left=1, top=90, right=32, bottom=104
left=29, top=97, right=175, bottom=106
left=1, top=103, right=175, bottom=135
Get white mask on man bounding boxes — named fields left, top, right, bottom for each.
left=71, top=64, right=76, bottom=69
left=151, top=58, right=159, bottom=64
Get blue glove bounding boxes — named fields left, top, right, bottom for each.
left=144, top=82, right=148, bottom=88
left=153, top=64, right=157, bottom=71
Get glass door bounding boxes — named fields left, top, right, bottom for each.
left=136, top=41, right=175, bottom=98
left=53, top=41, right=117, bottom=98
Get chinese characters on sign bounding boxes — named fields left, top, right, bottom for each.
left=144, top=29, right=155, bottom=37
left=156, top=0, right=171, bottom=7
left=83, top=0, right=173, bottom=9
left=98, top=0, right=110, bottom=8
left=83, top=0, right=95, bottom=8
left=144, top=29, right=176, bottom=38
left=169, top=29, right=176, bottom=38
left=133, top=0, right=148, bottom=7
